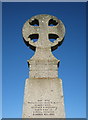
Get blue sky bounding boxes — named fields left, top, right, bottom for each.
left=2, top=2, right=86, bottom=118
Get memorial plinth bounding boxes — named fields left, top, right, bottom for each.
left=22, top=14, right=65, bottom=118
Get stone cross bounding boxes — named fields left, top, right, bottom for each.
left=22, top=14, right=65, bottom=118
left=22, top=14, right=65, bottom=78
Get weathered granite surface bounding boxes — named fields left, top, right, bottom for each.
left=22, top=14, right=65, bottom=118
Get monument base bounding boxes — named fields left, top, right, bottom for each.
left=22, top=78, right=65, bottom=118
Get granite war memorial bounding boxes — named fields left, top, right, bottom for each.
left=22, top=14, right=66, bottom=118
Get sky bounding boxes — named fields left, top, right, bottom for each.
left=2, top=2, right=86, bottom=118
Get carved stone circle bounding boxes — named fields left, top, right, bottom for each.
left=22, top=14, right=65, bottom=51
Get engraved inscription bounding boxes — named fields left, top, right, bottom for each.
left=28, top=100, right=58, bottom=116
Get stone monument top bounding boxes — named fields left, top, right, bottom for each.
left=22, top=14, right=65, bottom=78
left=22, top=14, right=65, bottom=50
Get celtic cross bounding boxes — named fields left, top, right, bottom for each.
left=22, top=14, right=65, bottom=78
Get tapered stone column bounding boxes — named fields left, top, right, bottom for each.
left=22, top=14, right=65, bottom=118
